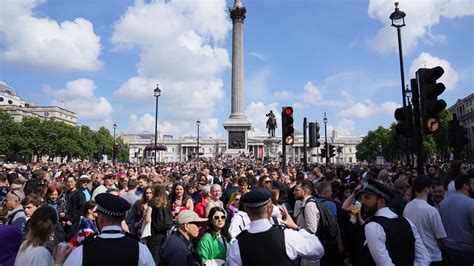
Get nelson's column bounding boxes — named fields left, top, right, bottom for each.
left=223, top=0, right=252, bottom=153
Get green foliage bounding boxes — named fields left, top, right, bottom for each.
left=0, top=110, right=125, bottom=162
left=356, top=126, right=396, bottom=163
left=357, top=108, right=453, bottom=164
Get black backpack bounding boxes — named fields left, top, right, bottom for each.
left=151, top=207, right=173, bottom=234
left=303, top=197, right=339, bottom=245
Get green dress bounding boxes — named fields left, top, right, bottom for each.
left=197, top=232, right=229, bottom=264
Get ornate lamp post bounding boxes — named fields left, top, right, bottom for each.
left=196, top=119, right=201, bottom=160
left=154, top=84, right=161, bottom=165
left=390, top=2, right=407, bottom=107
left=112, top=123, right=117, bottom=165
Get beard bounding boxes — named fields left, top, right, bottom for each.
left=362, top=203, right=379, bottom=219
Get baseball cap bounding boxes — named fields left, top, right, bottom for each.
left=176, top=210, right=208, bottom=224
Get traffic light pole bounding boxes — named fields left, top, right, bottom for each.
left=411, top=79, right=424, bottom=175
left=303, top=117, right=308, bottom=171
left=282, top=137, right=287, bottom=173
left=282, top=110, right=287, bottom=173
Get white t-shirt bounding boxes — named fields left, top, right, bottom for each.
left=445, top=181, right=456, bottom=198
left=15, top=245, right=54, bottom=266
left=403, top=198, right=447, bottom=262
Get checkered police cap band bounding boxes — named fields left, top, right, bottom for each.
left=97, top=205, right=126, bottom=217
left=244, top=198, right=271, bottom=208
left=365, top=184, right=392, bottom=201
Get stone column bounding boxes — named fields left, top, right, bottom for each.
left=223, top=0, right=252, bottom=154
left=230, top=0, right=245, bottom=118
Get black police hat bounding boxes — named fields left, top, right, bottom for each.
left=361, top=179, right=394, bottom=202
left=95, top=193, right=131, bottom=217
left=241, top=188, right=271, bottom=208
left=222, top=168, right=232, bottom=178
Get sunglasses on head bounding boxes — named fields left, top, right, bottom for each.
left=213, top=215, right=226, bottom=221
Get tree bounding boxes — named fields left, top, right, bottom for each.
left=356, top=126, right=396, bottom=163
left=429, top=109, right=451, bottom=161
left=94, top=127, right=114, bottom=161
left=0, top=110, right=21, bottom=160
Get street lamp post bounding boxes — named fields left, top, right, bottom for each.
left=196, top=119, right=201, bottom=160
left=112, top=123, right=117, bottom=165
left=154, top=84, right=161, bottom=166
left=390, top=1, right=407, bottom=107
left=390, top=3, right=412, bottom=166
left=323, top=112, right=328, bottom=164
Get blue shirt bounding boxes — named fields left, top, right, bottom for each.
left=439, top=192, right=474, bottom=252
left=316, top=197, right=337, bottom=216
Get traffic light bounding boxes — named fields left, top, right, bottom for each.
left=281, top=106, right=294, bottom=145
left=320, top=148, right=327, bottom=158
left=309, top=122, right=321, bottom=148
left=456, top=126, right=469, bottom=150
left=329, top=144, right=336, bottom=158
left=448, top=118, right=458, bottom=149
left=394, top=106, right=413, bottom=137
left=416, top=66, right=446, bottom=134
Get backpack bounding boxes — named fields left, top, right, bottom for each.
left=151, top=207, right=173, bottom=234
left=303, top=197, right=339, bottom=245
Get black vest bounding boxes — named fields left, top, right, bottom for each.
left=237, top=225, right=294, bottom=266
left=362, top=216, right=415, bottom=266
left=83, top=235, right=139, bottom=266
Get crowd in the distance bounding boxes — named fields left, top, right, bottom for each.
left=0, top=156, right=473, bottom=266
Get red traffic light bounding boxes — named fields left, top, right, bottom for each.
left=283, top=107, right=293, bottom=116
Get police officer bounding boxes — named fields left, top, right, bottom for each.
left=64, top=193, right=155, bottom=266
left=227, top=188, right=324, bottom=266
left=360, top=179, right=430, bottom=265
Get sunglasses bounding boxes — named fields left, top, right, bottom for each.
left=213, top=215, right=226, bottom=221
left=264, top=180, right=272, bottom=183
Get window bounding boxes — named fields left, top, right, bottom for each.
left=8, top=100, right=13, bottom=104
left=0, top=97, right=3, bottom=102
left=349, top=157, right=353, bottom=163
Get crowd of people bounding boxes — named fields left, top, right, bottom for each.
left=0, top=156, right=473, bottom=266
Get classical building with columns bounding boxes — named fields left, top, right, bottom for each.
left=0, top=81, right=77, bottom=126
left=124, top=128, right=361, bottom=164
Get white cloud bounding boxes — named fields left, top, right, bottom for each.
left=303, top=81, right=322, bottom=104
left=335, top=119, right=356, bottom=136
left=0, top=0, right=102, bottom=71
left=380, top=101, right=401, bottom=115
left=339, top=101, right=379, bottom=118
left=368, top=0, right=474, bottom=54
left=111, top=0, right=230, bottom=124
left=409, top=52, right=459, bottom=90
left=245, top=102, right=280, bottom=136
left=339, top=100, right=399, bottom=119
left=273, top=90, right=293, bottom=99
left=44, top=79, right=113, bottom=127
left=128, top=113, right=221, bottom=138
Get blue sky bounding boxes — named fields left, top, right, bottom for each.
left=1, top=0, right=473, bottom=139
